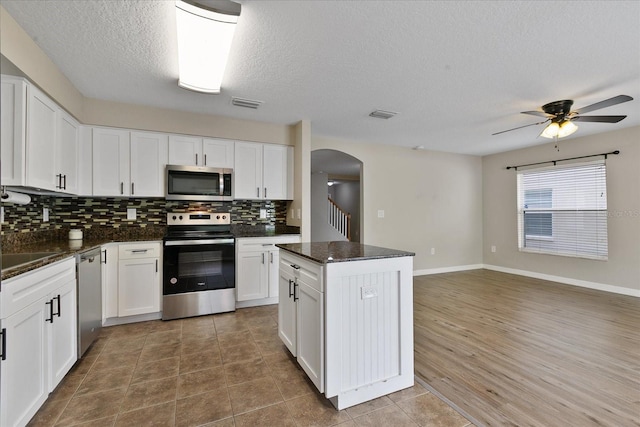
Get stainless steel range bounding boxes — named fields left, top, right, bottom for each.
left=162, top=211, right=235, bottom=320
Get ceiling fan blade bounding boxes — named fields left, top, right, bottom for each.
left=574, top=95, right=633, bottom=114
left=521, top=110, right=553, bottom=118
left=492, top=119, right=549, bottom=136
left=572, top=115, right=627, bottom=123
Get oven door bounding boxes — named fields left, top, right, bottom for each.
left=163, top=239, right=235, bottom=295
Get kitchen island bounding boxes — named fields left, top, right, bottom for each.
left=276, top=241, right=415, bottom=410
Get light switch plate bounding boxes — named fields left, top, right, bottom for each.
left=362, top=286, right=377, bottom=299
left=127, top=208, right=137, bottom=220
left=377, top=210, right=385, bottom=218
left=43, top=207, right=49, bottom=222
left=260, top=209, right=267, bottom=219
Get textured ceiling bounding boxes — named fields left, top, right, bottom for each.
left=2, top=0, right=639, bottom=156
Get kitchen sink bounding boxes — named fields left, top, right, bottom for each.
left=1, top=252, right=61, bottom=271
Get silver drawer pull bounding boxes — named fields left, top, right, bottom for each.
left=131, top=249, right=148, bottom=253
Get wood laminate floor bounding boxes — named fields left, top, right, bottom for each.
left=413, top=269, right=640, bottom=427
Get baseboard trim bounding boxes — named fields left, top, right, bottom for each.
left=483, top=264, right=640, bottom=298
left=413, top=264, right=484, bottom=276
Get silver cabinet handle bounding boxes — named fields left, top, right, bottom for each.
left=56, top=174, right=62, bottom=189
left=195, top=153, right=198, bottom=165
left=270, top=252, right=274, bottom=263
left=204, top=154, right=207, bottom=165
left=131, top=182, right=134, bottom=195
left=262, top=253, right=265, bottom=264
left=120, top=182, right=124, bottom=195
left=264, top=188, right=267, bottom=199
left=257, top=187, right=260, bottom=198
left=131, top=249, right=148, bottom=253
left=156, top=259, right=158, bottom=272
left=63, top=174, right=67, bottom=190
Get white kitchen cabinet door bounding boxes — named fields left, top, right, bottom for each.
left=26, top=85, right=58, bottom=191
left=202, top=138, right=234, bottom=168
left=130, top=131, right=168, bottom=197
left=0, top=300, right=49, bottom=427
left=48, top=279, right=77, bottom=390
left=267, top=249, right=280, bottom=297
left=278, top=268, right=297, bottom=356
left=0, top=75, right=27, bottom=186
left=296, top=280, right=324, bottom=393
left=236, top=251, right=268, bottom=301
left=118, top=257, right=160, bottom=317
left=168, top=134, right=202, bottom=166
left=92, top=127, right=130, bottom=196
left=102, top=244, right=119, bottom=322
left=263, top=144, right=292, bottom=200
left=234, top=141, right=263, bottom=199
left=55, top=110, right=80, bottom=194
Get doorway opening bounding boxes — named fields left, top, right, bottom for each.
left=310, top=149, right=363, bottom=243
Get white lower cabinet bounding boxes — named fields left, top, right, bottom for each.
left=278, top=252, right=324, bottom=392
left=0, top=258, right=77, bottom=427
left=101, top=244, right=119, bottom=322
left=236, top=235, right=301, bottom=305
left=117, top=242, right=161, bottom=317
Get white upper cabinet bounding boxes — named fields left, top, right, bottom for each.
left=203, top=138, right=234, bottom=168
left=235, top=142, right=263, bottom=199
left=130, top=131, right=168, bottom=197
left=168, top=134, right=202, bottom=166
left=169, top=135, right=234, bottom=168
left=92, top=127, right=130, bottom=196
left=93, top=128, right=168, bottom=198
left=0, top=76, right=79, bottom=193
left=0, top=75, right=27, bottom=186
left=26, top=85, right=58, bottom=191
left=235, top=142, right=293, bottom=200
left=55, top=110, right=80, bottom=194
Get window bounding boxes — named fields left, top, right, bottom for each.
left=517, top=160, right=608, bottom=260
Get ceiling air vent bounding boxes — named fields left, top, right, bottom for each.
left=369, top=109, right=398, bottom=119
left=231, top=97, right=263, bottom=109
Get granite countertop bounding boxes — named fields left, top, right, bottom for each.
left=1, top=225, right=301, bottom=281
left=276, top=241, right=415, bottom=264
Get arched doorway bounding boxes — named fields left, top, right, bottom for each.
left=310, top=149, right=363, bottom=243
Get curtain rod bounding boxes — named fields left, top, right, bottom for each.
left=506, top=150, right=620, bottom=170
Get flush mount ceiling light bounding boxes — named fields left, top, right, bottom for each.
left=175, top=0, right=240, bottom=94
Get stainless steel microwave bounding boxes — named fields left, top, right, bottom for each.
left=166, top=165, right=233, bottom=201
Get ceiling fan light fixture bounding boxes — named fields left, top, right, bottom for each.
left=558, top=120, right=578, bottom=138
left=175, top=0, right=240, bottom=94
left=540, top=122, right=560, bottom=139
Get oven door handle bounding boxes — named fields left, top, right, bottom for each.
left=164, top=239, right=235, bottom=246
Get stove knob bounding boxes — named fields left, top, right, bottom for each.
left=172, top=215, right=177, bottom=220
left=222, top=215, right=227, bottom=219
left=179, top=215, right=183, bottom=220
left=216, top=215, right=220, bottom=219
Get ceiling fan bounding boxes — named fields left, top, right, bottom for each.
left=493, top=94, right=634, bottom=139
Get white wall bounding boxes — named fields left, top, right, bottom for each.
left=483, top=126, right=640, bottom=293
left=313, top=136, right=484, bottom=272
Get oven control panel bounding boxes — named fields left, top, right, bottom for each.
left=167, top=211, right=231, bottom=226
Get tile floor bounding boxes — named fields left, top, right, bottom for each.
left=28, top=305, right=474, bottom=427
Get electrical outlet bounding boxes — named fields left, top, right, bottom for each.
left=430, top=247, right=435, bottom=255
left=491, top=245, right=496, bottom=253
left=0, top=206, right=4, bottom=223
left=127, top=208, right=137, bottom=220
left=260, top=209, right=267, bottom=219
left=377, top=210, right=385, bottom=218
left=43, top=207, right=49, bottom=222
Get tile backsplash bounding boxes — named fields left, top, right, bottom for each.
left=1, top=194, right=289, bottom=236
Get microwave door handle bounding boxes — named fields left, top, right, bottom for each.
left=165, top=239, right=235, bottom=246
left=220, top=174, right=225, bottom=197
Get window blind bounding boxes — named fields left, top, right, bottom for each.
left=516, top=160, right=608, bottom=260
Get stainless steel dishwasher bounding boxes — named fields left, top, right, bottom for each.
left=76, top=248, right=102, bottom=357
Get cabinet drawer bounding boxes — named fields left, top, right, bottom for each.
left=237, top=235, right=301, bottom=253
left=118, top=242, right=160, bottom=260
left=280, top=252, right=323, bottom=293
left=1, top=257, right=75, bottom=318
